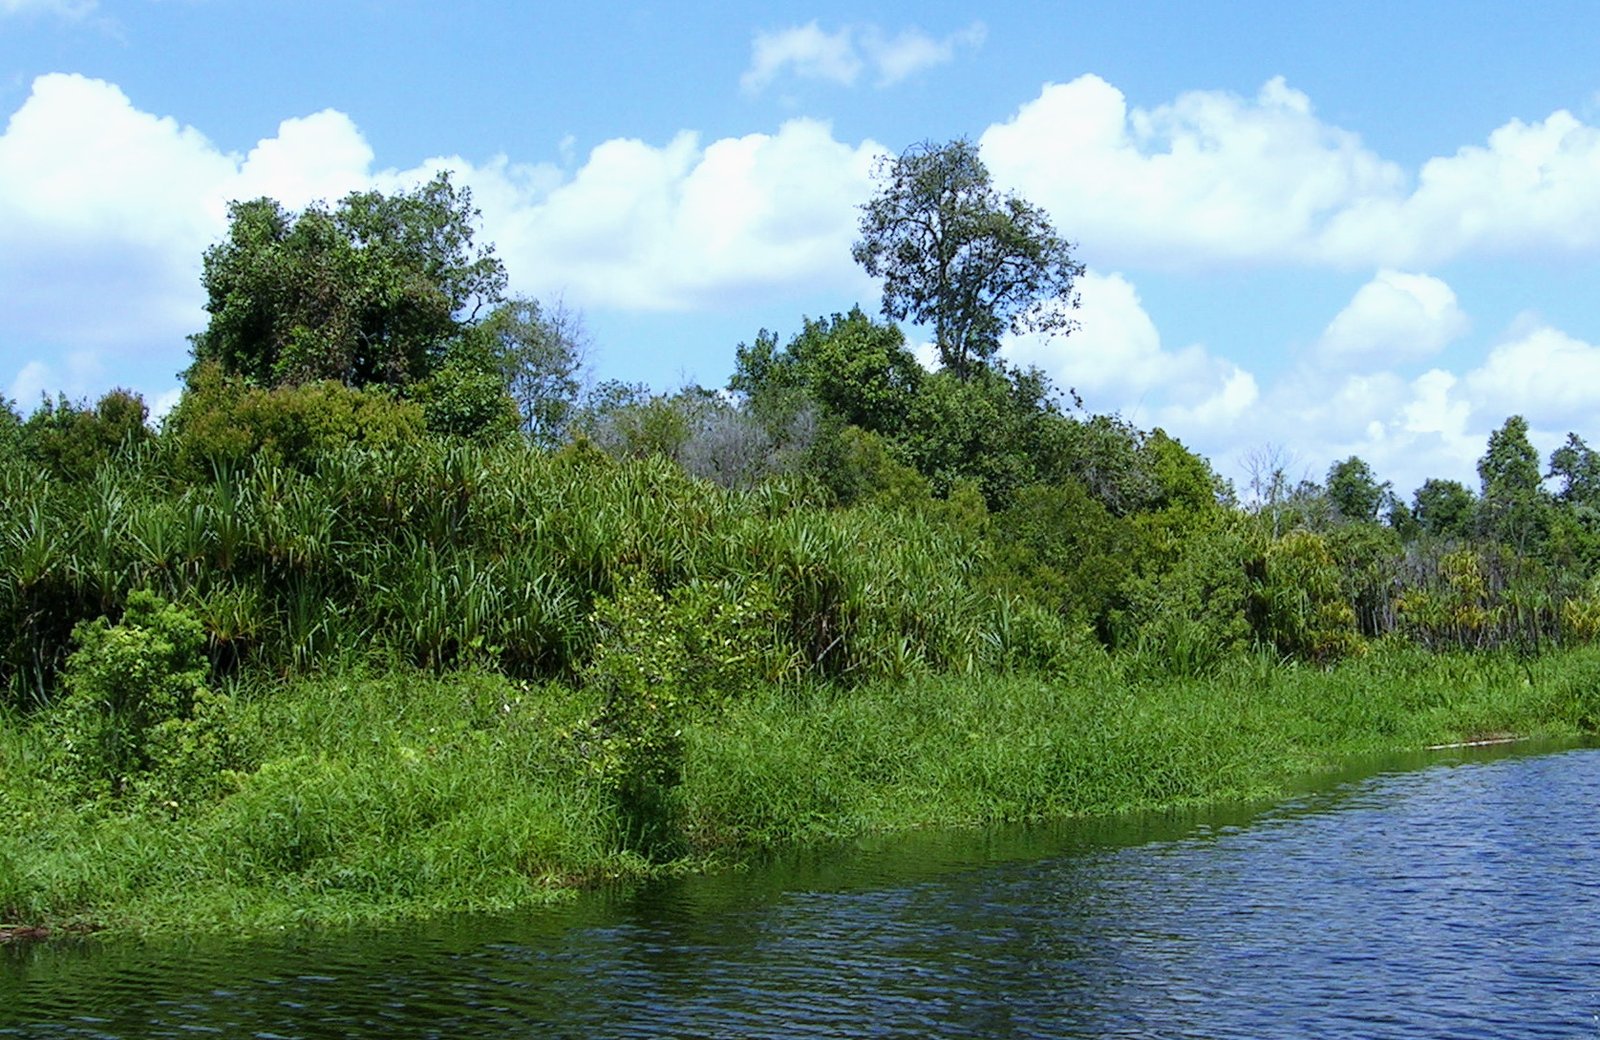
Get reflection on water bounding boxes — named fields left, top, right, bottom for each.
left=4, top=742, right=1599, bottom=1038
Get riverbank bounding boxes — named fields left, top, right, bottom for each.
left=3, top=643, right=1597, bottom=938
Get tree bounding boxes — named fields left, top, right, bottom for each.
left=17, top=389, right=151, bottom=482
left=1548, top=432, right=1600, bottom=507
left=475, top=296, right=589, bottom=445
left=1411, top=478, right=1476, bottom=540
left=1477, top=415, right=1548, bottom=552
left=852, top=138, right=1083, bottom=380
left=190, top=172, right=506, bottom=390
left=729, top=307, right=923, bottom=435
left=1325, top=455, right=1390, bottom=524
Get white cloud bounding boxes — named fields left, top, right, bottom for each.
left=980, top=75, right=1403, bottom=270
left=1321, top=110, right=1600, bottom=265
left=742, top=22, right=861, bottom=93
left=741, top=21, right=984, bottom=95
left=1316, top=270, right=1469, bottom=367
left=1002, top=270, right=1258, bottom=433
left=464, top=119, right=882, bottom=310
left=1460, top=323, right=1600, bottom=429
left=981, top=76, right=1600, bottom=271
left=7, top=350, right=104, bottom=408
left=0, top=74, right=383, bottom=405
left=0, top=73, right=882, bottom=405
left=1203, top=319, right=1600, bottom=498
left=864, top=22, right=987, bottom=87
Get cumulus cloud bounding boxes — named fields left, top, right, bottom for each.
left=464, top=118, right=881, bottom=310
left=0, top=73, right=883, bottom=406
left=980, top=76, right=1600, bottom=271
left=1321, top=111, right=1600, bottom=265
left=1002, top=270, right=1258, bottom=433
left=741, top=21, right=985, bottom=94
left=1316, top=270, right=1469, bottom=367
left=1204, top=319, right=1600, bottom=498
left=1460, top=323, right=1600, bottom=429
left=1019, top=270, right=1598, bottom=497
left=980, top=75, right=1402, bottom=269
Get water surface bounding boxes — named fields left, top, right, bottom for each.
left=4, top=742, right=1598, bottom=1038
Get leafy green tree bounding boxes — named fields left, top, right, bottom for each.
left=852, top=138, right=1083, bottom=379
left=476, top=296, right=589, bottom=445
left=190, top=173, right=506, bottom=390
left=54, top=591, right=234, bottom=804
left=411, top=340, right=520, bottom=440
left=1141, top=429, right=1227, bottom=515
left=1325, top=455, right=1390, bottom=524
left=731, top=307, right=923, bottom=436
left=809, top=426, right=931, bottom=507
left=17, top=389, right=151, bottom=482
left=0, top=397, right=21, bottom=458
left=1548, top=433, right=1600, bottom=507
left=1412, top=477, right=1476, bottom=540
left=1036, top=413, right=1160, bottom=517
left=166, top=361, right=426, bottom=475
left=1477, top=415, right=1549, bottom=554
left=989, top=479, right=1132, bottom=633
left=902, top=364, right=1062, bottom=507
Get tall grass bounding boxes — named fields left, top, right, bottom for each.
left=3, top=644, right=1594, bottom=934
left=682, top=642, right=1600, bottom=849
left=1, top=440, right=999, bottom=707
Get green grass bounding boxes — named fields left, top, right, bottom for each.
left=2, top=643, right=1597, bottom=936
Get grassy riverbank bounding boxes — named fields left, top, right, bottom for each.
left=3, top=643, right=1596, bottom=937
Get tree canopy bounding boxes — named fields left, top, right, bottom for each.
left=189, top=173, right=506, bottom=390
left=852, top=139, right=1083, bottom=380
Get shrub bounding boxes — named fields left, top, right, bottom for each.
left=166, top=362, right=425, bottom=476
left=578, top=576, right=784, bottom=855
left=53, top=590, right=236, bottom=807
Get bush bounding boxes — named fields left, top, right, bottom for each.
left=166, top=362, right=426, bottom=476
left=53, top=591, right=236, bottom=807
left=578, top=576, right=785, bottom=855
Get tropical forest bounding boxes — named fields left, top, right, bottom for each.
left=3, top=142, right=1598, bottom=937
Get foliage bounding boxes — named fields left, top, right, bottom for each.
left=52, top=590, right=235, bottom=806
left=1118, top=519, right=1253, bottom=675
left=1477, top=414, right=1550, bottom=554
left=731, top=307, right=924, bottom=436
left=988, top=479, right=1132, bottom=632
left=807, top=425, right=930, bottom=508
left=1326, top=455, right=1390, bottom=524
left=190, top=173, right=505, bottom=390
left=579, top=577, right=785, bottom=854
left=901, top=365, right=1060, bottom=507
left=14, top=389, right=152, bottom=483
left=475, top=296, right=589, bottom=445
left=1248, top=529, right=1361, bottom=663
left=1412, top=478, right=1476, bottom=541
left=853, top=138, right=1083, bottom=379
left=166, top=361, right=427, bottom=474
left=1325, top=521, right=1402, bottom=636
left=411, top=338, right=521, bottom=440
left=1548, top=432, right=1600, bottom=508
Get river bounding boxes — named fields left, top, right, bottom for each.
left=3, top=742, right=1598, bottom=1038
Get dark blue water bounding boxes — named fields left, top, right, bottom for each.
left=4, top=743, right=1599, bottom=1038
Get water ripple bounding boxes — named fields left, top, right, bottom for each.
left=4, top=745, right=1599, bottom=1038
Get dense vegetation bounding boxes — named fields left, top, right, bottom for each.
left=3, top=154, right=1598, bottom=935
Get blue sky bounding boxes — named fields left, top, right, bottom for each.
left=4, top=1, right=1600, bottom=495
